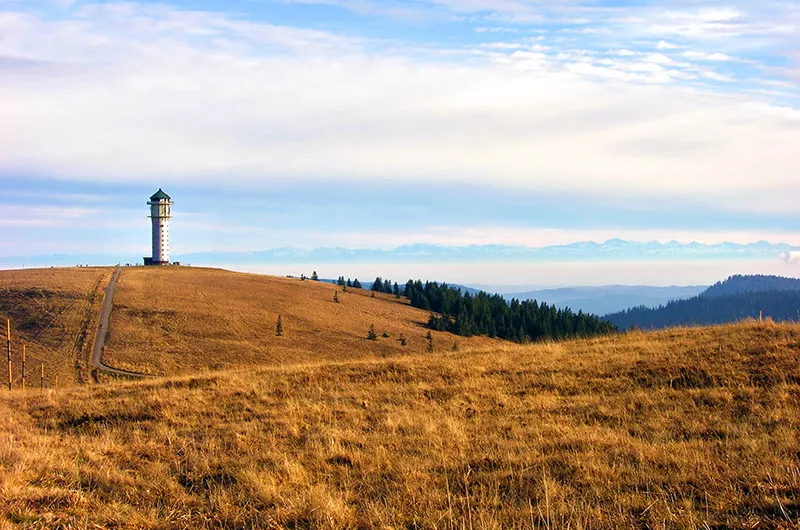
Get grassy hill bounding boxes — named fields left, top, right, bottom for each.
left=104, top=267, right=500, bottom=376
left=0, top=267, right=112, bottom=387
left=0, top=266, right=500, bottom=384
left=0, top=320, right=798, bottom=528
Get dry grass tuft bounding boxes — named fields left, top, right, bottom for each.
left=0, top=320, right=799, bottom=528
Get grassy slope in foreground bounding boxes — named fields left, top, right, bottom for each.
left=1, top=320, right=799, bottom=528
left=104, top=267, right=501, bottom=376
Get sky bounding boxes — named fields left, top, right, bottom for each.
left=1, top=0, right=800, bottom=284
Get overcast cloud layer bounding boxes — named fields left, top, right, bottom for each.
left=1, top=0, right=800, bottom=282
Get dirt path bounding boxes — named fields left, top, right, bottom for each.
left=91, top=268, right=151, bottom=381
left=72, top=272, right=106, bottom=384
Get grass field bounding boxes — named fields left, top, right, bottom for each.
left=104, top=267, right=499, bottom=376
left=0, top=267, right=112, bottom=388
left=1, top=320, right=798, bottom=528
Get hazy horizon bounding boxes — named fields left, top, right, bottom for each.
left=3, top=249, right=799, bottom=287
left=222, top=258, right=800, bottom=288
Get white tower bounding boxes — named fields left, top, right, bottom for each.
left=147, top=189, right=173, bottom=265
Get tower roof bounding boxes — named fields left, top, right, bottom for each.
left=150, top=188, right=171, bottom=201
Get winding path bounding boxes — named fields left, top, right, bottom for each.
left=91, top=268, right=151, bottom=380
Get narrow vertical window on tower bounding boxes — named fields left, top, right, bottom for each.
left=145, top=189, right=173, bottom=266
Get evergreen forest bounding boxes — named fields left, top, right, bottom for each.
left=398, top=279, right=617, bottom=343
left=605, top=275, right=800, bottom=329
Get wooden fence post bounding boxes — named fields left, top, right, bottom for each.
left=6, top=319, right=11, bottom=391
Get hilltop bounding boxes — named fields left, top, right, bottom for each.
left=0, top=320, right=798, bottom=527
left=605, top=274, right=800, bottom=330
left=0, top=266, right=501, bottom=383
left=702, top=274, right=800, bottom=298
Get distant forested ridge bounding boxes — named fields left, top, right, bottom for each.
left=605, top=275, right=800, bottom=330
left=402, top=280, right=618, bottom=343
left=701, top=274, right=800, bottom=298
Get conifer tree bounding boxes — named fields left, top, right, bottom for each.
left=426, top=330, right=433, bottom=352
left=383, top=279, right=392, bottom=293
left=311, top=271, right=319, bottom=281
left=393, top=282, right=401, bottom=298
left=367, top=324, right=378, bottom=341
left=372, top=277, right=383, bottom=292
left=275, top=315, right=283, bottom=337
left=353, top=279, right=362, bottom=289
left=347, top=278, right=353, bottom=287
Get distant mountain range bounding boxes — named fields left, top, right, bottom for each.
left=498, top=285, right=708, bottom=316
left=176, top=240, right=799, bottom=265
left=604, top=274, right=800, bottom=329
left=2, top=240, right=796, bottom=269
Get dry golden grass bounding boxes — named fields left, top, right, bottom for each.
left=1, top=320, right=798, bottom=528
left=105, top=267, right=498, bottom=376
left=0, top=267, right=112, bottom=388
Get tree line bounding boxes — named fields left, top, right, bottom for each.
left=402, top=279, right=617, bottom=343
left=324, top=274, right=617, bottom=342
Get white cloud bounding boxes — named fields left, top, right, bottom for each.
left=646, top=53, right=674, bottom=64
left=781, top=251, right=800, bottom=264
left=0, top=205, right=104, bottom=227
left=682, top=50, right=736, bottom=62
left=474, top=26, right=519, bottom=33
left=699, top=69, right=734, bottom=82
left=1, top=3, right=799, bottom=216
left=656, top=40, right=681, bottom=50
left=480, top=42, right=522, bottom=50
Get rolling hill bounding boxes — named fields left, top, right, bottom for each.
left=0, top=320, right=798, bottom=527
left=605, top=274, right=800, bottom=330
left=701, top=274, right=800, bottom=298
left=1, top=266, right=502, bottom=383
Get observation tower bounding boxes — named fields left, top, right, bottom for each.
left=145, top=189, right=173, bottom=266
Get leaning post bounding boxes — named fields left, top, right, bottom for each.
left=21, top=343, right=25, bottom=391
left=6, top=319, right=11, bottom=391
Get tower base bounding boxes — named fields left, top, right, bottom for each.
left=143, top=257, right=170, bottom=266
